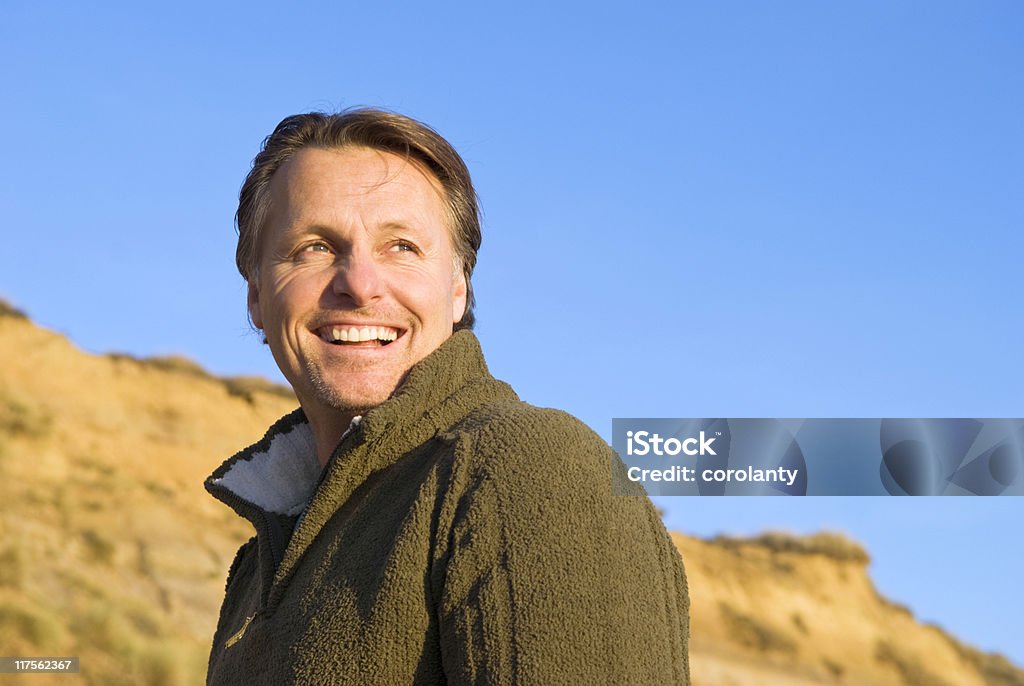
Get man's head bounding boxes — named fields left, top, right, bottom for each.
left=237, top=109, right=481, bottom=329
left=236, top=109, right=482, bottom=421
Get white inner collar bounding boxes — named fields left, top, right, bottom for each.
left=214, top=416, right=362, bottom=516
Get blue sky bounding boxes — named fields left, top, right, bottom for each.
left=2, top=0, right=1022, bottom=667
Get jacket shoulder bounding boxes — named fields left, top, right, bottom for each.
left=441, top=398, right=643, bottom=512
left=449, top=399, right=610, bottom=469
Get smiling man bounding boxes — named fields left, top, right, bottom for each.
left=247, top=143, right=468, bottom=465
left=204, top=109, right=691, bottom=685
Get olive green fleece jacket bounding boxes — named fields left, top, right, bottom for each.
left=205, top=331, right=690, bottom=685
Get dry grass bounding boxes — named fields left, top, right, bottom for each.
left=719, top=602, right=798, bottom=655
left=80, top=529, right=117, bottom=565
left=0, top=600, right=61, bottom=645
left=0, top=393, right=54, bottom=438
left=106, top=351, right=294, bottom=404
left=711, top=530, right=871, bottom=565
left=0, top=298, right=28, bottom=320
left=947, top=635, right=1024, bottom=686
left=875, top=640, right=951, bottom=686
left=222, top=375, right=295, bottom=402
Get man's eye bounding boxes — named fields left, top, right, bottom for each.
left=301, top=243, right=332, bottom=254
left=391, top=241, right=419, bottom=254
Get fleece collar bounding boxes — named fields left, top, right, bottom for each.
left=213, top=415, right=317, bottom=516
left=209, top=415, right=364, bottom=517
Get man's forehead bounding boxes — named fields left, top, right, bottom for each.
left=260, top=146, right=456, bottom=248
left=271, top=146, right=446, bottom=205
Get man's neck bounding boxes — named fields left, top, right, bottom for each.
left=306, top=409, right=362, bottom=470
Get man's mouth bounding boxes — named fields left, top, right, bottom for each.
left=316, top=325, right=401, bottom=347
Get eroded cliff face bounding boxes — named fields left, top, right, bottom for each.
left=1, top=305, right=1021, bottom=686
left=0, top=305, right=298, bottom=685
left=680, top=532, right=1022, bottom=686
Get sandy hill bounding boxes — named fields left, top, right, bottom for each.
left=0, top=301, right=1020, bottom=686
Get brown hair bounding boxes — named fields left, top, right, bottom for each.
left=236, top=108, right=481, bottom=330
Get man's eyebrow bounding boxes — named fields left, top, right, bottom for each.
left=279, top=220, right=434, bottom=241
left=377, top=220, right=431, bottom=235
left=275, top=223, right=334, bottom=240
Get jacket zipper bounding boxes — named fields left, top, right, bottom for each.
left=224, top=612, right=257, bottom=650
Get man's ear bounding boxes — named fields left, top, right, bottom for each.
left=247, top=282, right=263, bottom=329
left=451, top=270, right=468, bottom=325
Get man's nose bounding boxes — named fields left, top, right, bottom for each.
left=331, top=250, right=384, bottom=305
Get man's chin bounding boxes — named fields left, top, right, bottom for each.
left=307, top=380, right=396, bottom=416
left=293, top=361, right=405, bottom=419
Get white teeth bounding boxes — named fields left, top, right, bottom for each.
left=323, top=325, right=399, bottom=343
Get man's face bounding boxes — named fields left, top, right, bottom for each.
left=248, top=146, right=467, bottom=421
